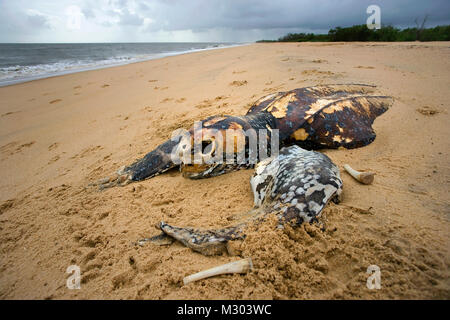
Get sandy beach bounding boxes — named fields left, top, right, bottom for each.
left=0, top=42, right=449, bottom=299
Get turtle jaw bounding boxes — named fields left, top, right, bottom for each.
left=180, top=162, right=242, bottom=179
left=180, top=162, right=225, bottom=179
left=181, top=163, right=214, bottom=178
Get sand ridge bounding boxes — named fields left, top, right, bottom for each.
left=0, top=42, right=449, bottom=299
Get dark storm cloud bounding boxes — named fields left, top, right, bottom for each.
left=138, top=0, right=450, bottom=32
left=0, top=0, right=449, bottom=42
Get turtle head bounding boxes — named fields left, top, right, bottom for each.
left=175, top=115, right=257, bottom=179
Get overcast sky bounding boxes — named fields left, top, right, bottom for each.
left=0, top=0, right=449, bottom=43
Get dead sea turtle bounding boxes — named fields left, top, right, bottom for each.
left=91, top=84, right=392, bottom=255
left=94, top=84, right=392, bottom=188
left=143, top=145, right=343, bottom=255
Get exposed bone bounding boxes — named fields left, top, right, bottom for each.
left=183, top=258, right=253, bottom=285
left=344, top=164, right=375, bottom=185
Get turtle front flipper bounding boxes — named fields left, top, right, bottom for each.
left=91, top=136, right=182, bottom=190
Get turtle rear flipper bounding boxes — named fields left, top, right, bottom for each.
left=158, top=222, right=246, bottom=256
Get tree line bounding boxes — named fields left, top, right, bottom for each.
left=257, top=24, right=450, bottom=42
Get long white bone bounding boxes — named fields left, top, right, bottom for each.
left=344, top=164, right=375, bottom=185
left=183, top=258, right=253, bottom=285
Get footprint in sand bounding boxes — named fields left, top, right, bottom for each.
left=354, top=65, right=375, bottom=69
left=1, top=141, right=36, bottom=156
left=229, top=80, right=248, bottom=87
left=232, top=70, right=247, bottom=74
left=195, top=98, right=214, bottom=109
left=0, top=199, right=16, bottom=215
left=1, top=111, right=20, bottom=117
left=70, top=145, right=102, bottom=160
left=73, top=85, right=82, bottom=89
left=148, top=80, right=158, bottom=83
left=48, top=155, right=60, bottom=164
left=49, top=99, right=62, bottom=104
left=263, top=83, right=285, bottom=92
left=417, top=106, right=440, bottom=116
left=301, top=69, right=335, bottom=76
left=101, top=84, right=110, bottom=88
left=16, top=142, right=35, bottom=152
left=312, top=59, right=327, bottom=63
left=281, top=57, right=290, bottom=62
left=216, top=102, right=229, bottom=109
left=48, top=142, right=59, bottom=151
left=176, top=98, right=186, bottom=103
left=160, top=98, right=173, bottom=103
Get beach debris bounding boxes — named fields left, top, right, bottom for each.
left=183, top=258, right=253, bottom=285
left=343, top=164, right=375, bottom=185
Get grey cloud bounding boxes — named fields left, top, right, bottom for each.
left=0, top=3, right=55, bottom=42
left=27, top=14, right=51, bottom=28
left=82, top=7, right=96, bottom=19
left=138, top=0, right=450, bottom=33
left=26, top=11, right=53, bottom=29
left=0, top=0, right=449, bottom=42
left=119, top=9, right=144, bottom=26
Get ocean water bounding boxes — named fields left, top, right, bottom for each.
left=0, top=42, right=241, bottom=86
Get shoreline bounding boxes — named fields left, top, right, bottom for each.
left=0, top=42, right=249, bottom=88
left=0, top=42, right=449, bottom=299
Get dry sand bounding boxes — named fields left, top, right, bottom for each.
left=0, top=42, right=449, bottom=299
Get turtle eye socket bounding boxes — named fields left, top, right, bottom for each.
left=202, top=140, right=214, bottom=155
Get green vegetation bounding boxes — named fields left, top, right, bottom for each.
left=257, top=24, right=450, bottom=42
